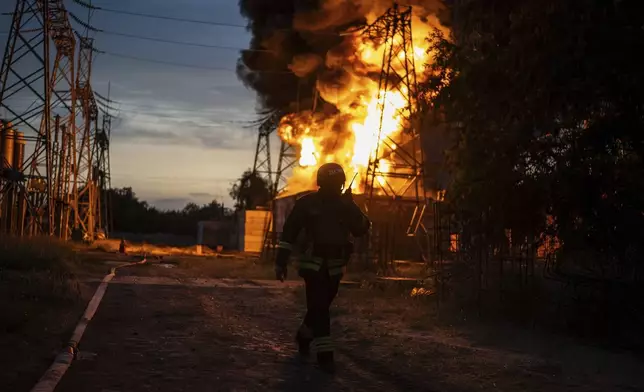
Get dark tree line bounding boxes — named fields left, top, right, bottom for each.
left=109, top=171, right=271, bottom=236
left=109, top=188, right=231, bottom=236
left=427, top=0, right=644, bottom=278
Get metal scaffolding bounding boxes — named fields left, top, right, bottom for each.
left=362, top=4, right=430, bottom=272
left=94, top=108, right=112, bottom=238
left=74, top=35, right=98, bottom=240
left=0, top=0, right=111, bottom=240
left=257, top=83, right=304, bottom=262
left=252, top=121, right=274, bottom=194
left=0, top=0, right=78, bottom=238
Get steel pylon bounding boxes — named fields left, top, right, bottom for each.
left=0, top=0, right=77, bottom=238
left=252, top=120, right=274, bottom=193
left=95, top=103, right=113, bottom=238
left=74, top=35, right=99, bottom=241
left=362, top=3, right=430, bottom=271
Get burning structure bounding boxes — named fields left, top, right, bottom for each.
left=239, top=1, right=451, bottom=271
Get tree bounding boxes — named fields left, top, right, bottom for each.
left=427, top=0, right=644, bottom=271
left=229, top=169, right=272, bottom=210
left=108, top=187, right=231, bottom=236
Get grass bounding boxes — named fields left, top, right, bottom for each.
left=0, top=235, right=105, bottom=391
left=122, top=255, right=282, bottom=281
left=0, top=236, right=86, bottom=300
left=90, top=238, right=211, bottom=256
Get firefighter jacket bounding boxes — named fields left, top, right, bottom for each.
left=275, top=190, right=371, bottom=276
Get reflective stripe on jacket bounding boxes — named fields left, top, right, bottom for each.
left=298, top=255, right=346, bottom=276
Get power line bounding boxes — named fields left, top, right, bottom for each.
left=111, top=174, right=240, bottom=183
left=102, top=101, right=226, bottom=113
left=90, top=100, right=258, bottom=124
left=107, top=107, right=254, bottom=122
left=97, top=29, right=273, bottom=52
left=100, top=8, right=246, bottom=29
left=71, top=0, right=247, bottom=29
left=94, top=48, right=293, bottom=74
left=101, top=105, right=254, bottom=119
left=70, top=1, right=348, bottom=35
left=115, top=117, right=257, bottom=132
left=95, top=49, right=236, bottom=71
left=69, top=11, right=267, bottom=53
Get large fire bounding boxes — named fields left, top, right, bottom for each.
left=277, top=4, right=448, bottom=197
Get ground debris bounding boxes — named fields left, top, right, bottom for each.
left=50, top=268, right=644, bottom=392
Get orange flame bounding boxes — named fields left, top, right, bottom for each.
left=277, top=7, right=447, bottom=197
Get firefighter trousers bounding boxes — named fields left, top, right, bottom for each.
left=300, top=268, right=341, bottom=356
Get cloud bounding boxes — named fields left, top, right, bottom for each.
left=189, top=192, right=216, bottom=198
left=150, top=197, right=191, bottom=211
left=112, top=108, right=256, bottom=150
left=35, top=0, right=258, bottom=209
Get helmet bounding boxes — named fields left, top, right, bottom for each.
left=316, top=162, right=346, bottom=190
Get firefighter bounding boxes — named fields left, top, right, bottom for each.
left=274, top=162, right=371, bottom=373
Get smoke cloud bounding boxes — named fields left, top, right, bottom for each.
left=237, top=0, right=450, bottom=195
left=237, top=0, right=447, bottom=120
left=288, top=54, right=323, bottom=77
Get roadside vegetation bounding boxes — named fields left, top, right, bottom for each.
left=0, top=236, right=104, bottom=391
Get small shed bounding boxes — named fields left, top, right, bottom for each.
left=237, top=209, right=271, bottom=253
left=197, top=219, right=236, bottom=253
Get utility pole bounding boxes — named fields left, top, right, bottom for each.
left=272, top=79, right=305, bottom=197
left=95, top=83, right=113, bottom=238
left=362, top=4, right=430, bottom=271
left=257, top=77, right=304, bottom=262
left=0, top=0, right=77, bottom=238
left=252, top=121, right=274, bottom=195
left=75, top=35, right=99, bottom=241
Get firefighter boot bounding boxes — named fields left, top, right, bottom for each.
left=317, top=352, right=336, bottom=374
left=296, top=325, right=313, bottom=356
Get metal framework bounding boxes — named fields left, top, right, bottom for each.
left=251, top=114, right=298, bottom=198
left=74, top=35, right=98, bottom=240
left=258, top=138, right=298, bottom=261
left=362, top=4, right=430, bottom=271
left=0, top=0, right=111, bottom=240
left=0, top=0, right=78, bottom=238
left=272, top=79, right=307, bottom=197
left=252, top=122, right=274, bottom=194
left=257, top=84, right=304, bottom=262
left=95, top=102, right=113, bottom=238
left=273, top=141, right=298, bottom=196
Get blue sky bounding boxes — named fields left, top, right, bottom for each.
left=1, top=0, right=265, bottom=211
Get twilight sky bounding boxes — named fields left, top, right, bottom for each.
left=1, top=0, right=267, bottom=211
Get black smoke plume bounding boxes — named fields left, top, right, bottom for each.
left=236, top=0, right=447, bottom=127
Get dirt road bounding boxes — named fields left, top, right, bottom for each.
left=55, top=274, right=403, bottom=391
left=54, top=267, right=644, bottom=392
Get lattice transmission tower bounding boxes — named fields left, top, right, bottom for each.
left=95, top=89, right=114, bottom=238
left=252, top=120, right=274, bottom=194
left=0, top=0, right=78, bottom=238
left=362, top=4, right=430, bottom=271
left=251, top=111, right=298, bottom=199
left=257, top=83, right=304, bottom=262
left=74, top=35, right=99, bottom=240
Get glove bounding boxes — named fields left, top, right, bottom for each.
left=275, top=264, right=287, bottom=282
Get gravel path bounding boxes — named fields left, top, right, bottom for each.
left=55, top=275, right=402, bottom=392
left=54, top=272, right=644, bottom=392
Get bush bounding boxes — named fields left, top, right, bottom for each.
left=0, top=236, right=82, bottom=302
left=0, top=236, right=79, bottom=272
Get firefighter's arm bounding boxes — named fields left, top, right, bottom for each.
left=345, top=201, right=371, bottom=237
left=275, top=198, right=307, bottom=268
